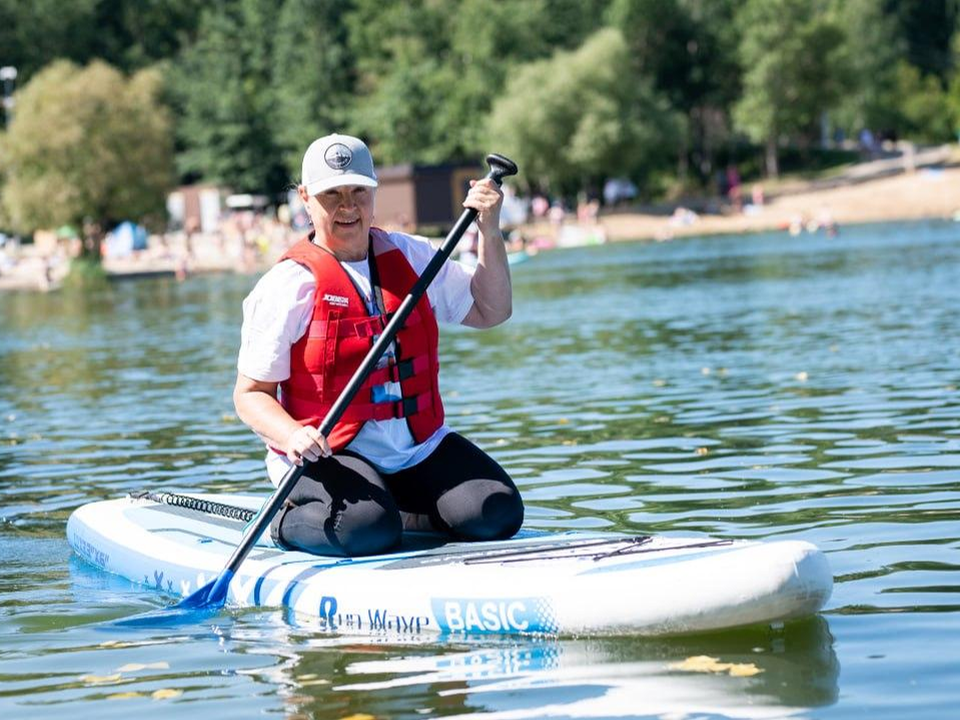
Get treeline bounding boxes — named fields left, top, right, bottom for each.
left=2, top=0, right=959, bottom=209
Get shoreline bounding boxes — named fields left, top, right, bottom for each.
left=607, top=167, right=959, bottom=243
left=541, top=158, right=960, bottom=246
left=2, top=155, right=958, bottom=292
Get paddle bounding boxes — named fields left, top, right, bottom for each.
left=177, top=153, right=518, bottom=612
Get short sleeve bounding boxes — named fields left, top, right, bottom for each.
left=237, top=260, right=316, bottom=382
left=390, top=232, right=476, bottom=324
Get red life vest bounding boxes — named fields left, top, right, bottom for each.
left=277, top=228, right=445, bottom=453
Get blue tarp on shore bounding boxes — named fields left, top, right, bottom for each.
left=104, top=221, right=148, bottom=257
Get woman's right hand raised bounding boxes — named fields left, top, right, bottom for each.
left=284, top=425, right=332, bottom=465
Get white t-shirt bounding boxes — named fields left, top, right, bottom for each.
left=237, top=231, right=476, bottom=484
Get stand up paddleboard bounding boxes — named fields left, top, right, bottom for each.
left=67, top=492, right=832, bottom=636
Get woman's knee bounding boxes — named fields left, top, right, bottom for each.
left=277, top=455, right=402, bottom=556
left=436, top=479, right=524, bottom=541
left=332, top=499, right=402, bottom=556
left=273, top=498, right=401, bottom=557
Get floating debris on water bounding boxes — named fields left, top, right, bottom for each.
left=80, top=673, right=122, bottom=685
left=151, top=688, right=183, bottom=700
left=669, top=655, right=763, bottom=677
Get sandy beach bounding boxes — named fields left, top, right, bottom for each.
left=597, top=161, right=960, bottom=244
left=521, top=145, right=960, bottom=245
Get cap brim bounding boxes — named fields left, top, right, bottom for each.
left=304, top=174, right=378, bottom=196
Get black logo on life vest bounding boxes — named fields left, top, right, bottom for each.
left=325, top=143, right=353, bottom=170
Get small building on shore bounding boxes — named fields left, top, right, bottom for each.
left=375, top=163, right=482, bottom=232
left=166, top=184, right=224, bottom=234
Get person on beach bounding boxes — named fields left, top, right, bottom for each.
left=234, top=134, right=524, bottom=557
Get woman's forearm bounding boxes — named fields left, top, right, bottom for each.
left=467, top=226, right=513, bottom=327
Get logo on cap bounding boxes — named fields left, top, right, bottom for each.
left=325, top=143, right=353, bottom=170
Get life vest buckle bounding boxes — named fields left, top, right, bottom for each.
left=398, top=396, right=420, bottom=417
left=396, top=358, right=416, bottom=381
left=354, top=316, right=386, bottom=338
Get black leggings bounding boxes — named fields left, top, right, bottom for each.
left=270, top=433, right=524, bottom=557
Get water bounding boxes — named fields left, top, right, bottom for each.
left=2, top=220, right=959, bottom=718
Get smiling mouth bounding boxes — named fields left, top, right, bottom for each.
left=335, top=219, right=360, bottom=227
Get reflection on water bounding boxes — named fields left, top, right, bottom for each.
left=1, top=570, right=838, bottom=720
left=2, top=220, right=960, bottom=718
left=325, top=619, right=837, bottom=719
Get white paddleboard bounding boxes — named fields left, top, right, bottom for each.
left=67, top=493, right=832, bottom=636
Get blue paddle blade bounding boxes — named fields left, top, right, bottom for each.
left=111, top=570, right=234, bottom=627
left=113, top=603, right=221, bottom=628
left=175, top=569, right=234, bottom=610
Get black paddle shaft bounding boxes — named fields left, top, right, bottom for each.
left=220, top=153, right=518, bottom=578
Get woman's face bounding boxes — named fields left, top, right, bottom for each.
left=300, top=184, right=375, bottom=252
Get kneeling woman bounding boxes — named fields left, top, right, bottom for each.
left=234, top=134, right=523, bottom=557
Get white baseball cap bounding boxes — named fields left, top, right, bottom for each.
left=301, top=134, right=379, bottom=195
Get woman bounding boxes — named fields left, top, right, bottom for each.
left=234, top=134, right=523, bottom=557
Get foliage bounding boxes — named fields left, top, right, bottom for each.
left=0, top=61, right=174, bottom=252
left=607, top=0, right=699, bottom=113
left=62, top=257, right=110, bottom=290
left=85, top=0, right=207, bottom=72
left=890, top=0, right=959, bottom=82
left=487, top=28, right=682, bottom=194
left=829, top=0, right=903, bottom=135
left=1, top=0, right=959, bottom=202
left=0, top=0, right=204, bottom=84
left=270, top=0, right=356, bottom=181
left=0, top=0, right=98, bottom=82
left=345, top=0, right=610, bottom=165
left=951, top=69, right=960, bottom=140
left=169, top=0, right=285, bottom=193
left=733, top=0, right=854, bottom=176
left=607, top=0, right=740, bottom=184
left=894, top=61, right=955, bottom=143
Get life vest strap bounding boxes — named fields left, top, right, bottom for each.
left=307, top=311, right=421, bottom=339
left=283, top=356, right=431, bottom=396
left=284, top=391, right=433, bottom=424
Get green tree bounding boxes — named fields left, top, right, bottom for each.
left=170, top=0, right=284, bottom=193
left=733, top=0, right=852, bottom=177
left=345, top=0, right=476, bottom=164
left=950, top=28, right=960, bottom=141
left=950, top=76, right=960, bottom=142
left=829, top=0, right=903, bottom=135
left=607, top=0, right=740, bottom=183
left=86, top=0, right=206, bottom=72
left=607, top=0, right=699, bottom=111
left=0, top=0, right=98, bottom=83
left=346, top=0, right=610, bottom=165
left=487, top=28, right=682, bottom=194
left=437, top=0, right=610, bottom=160
left=270, top=0, right=356, bottom=180
left=0, top=60, right=174, bottom=258
left=894, top=61, right=955, bottom=142
left=0, top=0, right=205, bottom=91
left=891, top=0, right=959, bottom=82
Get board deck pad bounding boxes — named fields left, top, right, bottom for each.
left=67, top=493, right=832, bottom=636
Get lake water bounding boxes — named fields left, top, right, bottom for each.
left=2, top=220, right=959, bottom=719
